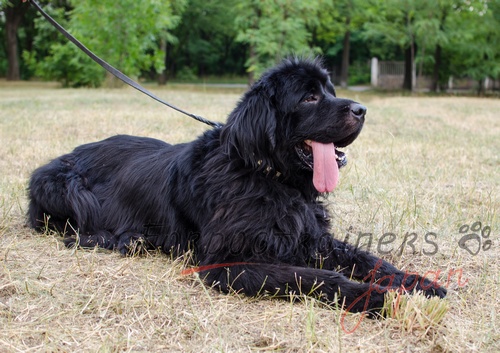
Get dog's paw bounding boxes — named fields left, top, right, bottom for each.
left=403, top=275, right=447, bottom=298
left=117, top=232, right=150, bottom=256
left=63, top=231, right=117, bottom=251
left=341, top=283, right=396, bottom=318
left=419, top=278, right=447, bottom=298
left=63, top=236, right=77, bottom=249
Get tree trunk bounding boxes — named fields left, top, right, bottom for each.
left=477, top=79, right=485, bottom=96
left=248, top=43, right=256, bottom=85
left=158, top=39, right=167, bottom=85
left=431, top=8, right=448, bottom=93
left=4, top=1, right=29, bottom=80
left=431, top=45, right=442, bottom=92
left=340, top=27, right=351, bottom=88
left=403, top=45, right=413, bottom=91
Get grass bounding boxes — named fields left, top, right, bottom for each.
left=0, top=81, right=499, bottom=352
left=380, top=291, right=449, bottom=331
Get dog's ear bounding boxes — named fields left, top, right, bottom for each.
left=221, top=84, right=277, bottom=168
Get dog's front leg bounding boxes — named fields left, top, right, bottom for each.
left=316, top=236, right=447, bottom=298
left=199, top=263, right=391, bottom=314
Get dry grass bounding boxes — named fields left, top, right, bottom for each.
left=0, top=82, right=498, bottom=352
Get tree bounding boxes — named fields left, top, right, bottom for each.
left=22, top=2, right=104, bottom=87
left=25, top=0, right=186, bottom=87
left=165, top=0, right=244, bottom=83
left=427, top=1, right=451, bottom=91
left=2, top=0, right=30, bottom=80
left=412, top=0, right=461, bottom=92
left=4, top=0, right=498, bottom=91
left=362, top=0, right=423, bottom=90
left=73, top=0, right=186, bottom=86
left=158, top=0, right=191, bottom=84
left=361, top=0, right=499, bottom=93
left=340, top=14, right=351, bottom=88
left=446, top=0, right=500, bottom=95
left=314, top=0, right=368, bottom=87
left=234, top=0, right=321, bottom=83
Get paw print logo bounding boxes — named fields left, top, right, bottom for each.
left=458, top=221, right=492, bottom=255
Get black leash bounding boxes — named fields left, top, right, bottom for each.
left=24, top=0, right=222, bottom=129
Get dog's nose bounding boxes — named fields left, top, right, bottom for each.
left=350, top=103, right=367, bottom=120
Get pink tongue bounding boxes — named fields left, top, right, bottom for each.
left=310, top=141, right=339, bottom=193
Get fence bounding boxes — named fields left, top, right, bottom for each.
left=371, top=59, right=405, bottom=89
left=370, top=57, right=499, bottom=92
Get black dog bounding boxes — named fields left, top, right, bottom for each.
left=28, top=58, right=446, bottom=314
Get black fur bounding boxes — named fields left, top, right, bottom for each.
left=28, top=58, right=446, bottom=314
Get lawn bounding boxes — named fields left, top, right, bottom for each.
left=0, top=82, right=498, bottom=352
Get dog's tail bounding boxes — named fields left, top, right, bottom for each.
left=28, top=157, right=101, bottom=235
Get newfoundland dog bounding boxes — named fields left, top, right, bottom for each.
left=28, top=58, right=446, bottom=314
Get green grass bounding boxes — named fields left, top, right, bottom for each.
left=0, top=82, right=498, bottom=352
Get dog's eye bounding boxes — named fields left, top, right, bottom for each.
left=303, top=95, right=318, bottom=103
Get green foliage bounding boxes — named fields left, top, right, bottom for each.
left=23, top=40, right=104, bottom=87
left=4, top=0, right=499, bottom=90
left=169, top=0, right=245, bottom=78
left=348, top=59, right=370, bottom=85
left=315, top=0, right=367, bottom=55
left=175, top=66, right=198, bottom=82
left=21, top=5, right=103, bottom=87
left=23, top=0, right=186, bottom=87
left=234, top=0, right=322, bottom=79
left=69, top=0, right=185, bottom=78
left=362, top=0, right=419, bottom=56
left=446, top=0, right=500, bottom=81
left=359, top=0, right=499, bottom=91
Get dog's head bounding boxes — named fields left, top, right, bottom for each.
left=221, top=57, right=365, bottom=193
